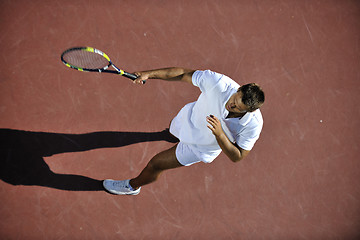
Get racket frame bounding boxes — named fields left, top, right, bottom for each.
left=61, top=47, right=140, bottom=81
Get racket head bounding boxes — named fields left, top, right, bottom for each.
left=61, top=47, right=111, bottom=72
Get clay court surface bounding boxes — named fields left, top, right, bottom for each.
left=0, top=0, right=359, bottom=239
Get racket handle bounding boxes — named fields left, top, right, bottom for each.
left=123, top=72, right=146, bottom=84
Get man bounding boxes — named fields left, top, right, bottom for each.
left=103, top=67, right=264, bottom=195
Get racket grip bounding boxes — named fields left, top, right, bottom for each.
left=123, top=72, right=146, bottom=84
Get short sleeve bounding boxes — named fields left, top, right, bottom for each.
left=192, top=70, right=224, bottom=92
left=236, top=120, right=263, bottom=151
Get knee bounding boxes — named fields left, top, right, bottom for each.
left=144, top=145, right=179, bottom=172
left=146, top=158, right=163, bottom=172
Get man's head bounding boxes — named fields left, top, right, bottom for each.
left=226, top=83, right=264, bottom=114
left=238, top=83, right=265, bottom=112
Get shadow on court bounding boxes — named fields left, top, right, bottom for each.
left=0, top=128, right=178, bottom=191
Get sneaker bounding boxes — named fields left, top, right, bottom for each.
left=103, top=179, right=141, bottom=195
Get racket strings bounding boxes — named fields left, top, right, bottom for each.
left=62, top=50, right=110, bottom=69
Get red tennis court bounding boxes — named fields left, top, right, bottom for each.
left=1, top=0, right=359, bottom=239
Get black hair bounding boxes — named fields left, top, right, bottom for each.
left=238, top=83, right=265, bottom=112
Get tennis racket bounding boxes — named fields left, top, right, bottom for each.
left=61, top=47, right=145, bottom=83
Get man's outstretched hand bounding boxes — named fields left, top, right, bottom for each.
left=133, top=72, right=149, bottom=85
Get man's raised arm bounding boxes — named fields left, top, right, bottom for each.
left=133, top=67, right=195, bottom=85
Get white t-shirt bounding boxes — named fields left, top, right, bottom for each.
left=170, top=70, right=263, bottom=160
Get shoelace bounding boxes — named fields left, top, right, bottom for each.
left=112, top=181, right=129, bottom=189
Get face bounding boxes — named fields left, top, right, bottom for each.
left=225, top=91, right=249, bottom=114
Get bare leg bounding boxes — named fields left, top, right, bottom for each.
left=129, top=144, right=183, bottom=189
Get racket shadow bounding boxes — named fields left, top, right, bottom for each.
left=0, top=128, right=179, bottom=191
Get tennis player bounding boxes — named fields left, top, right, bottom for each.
left=103, top=68, right=265, bottom=195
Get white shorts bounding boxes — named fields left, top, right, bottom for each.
left=175, top=142, right=222, bottom=166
